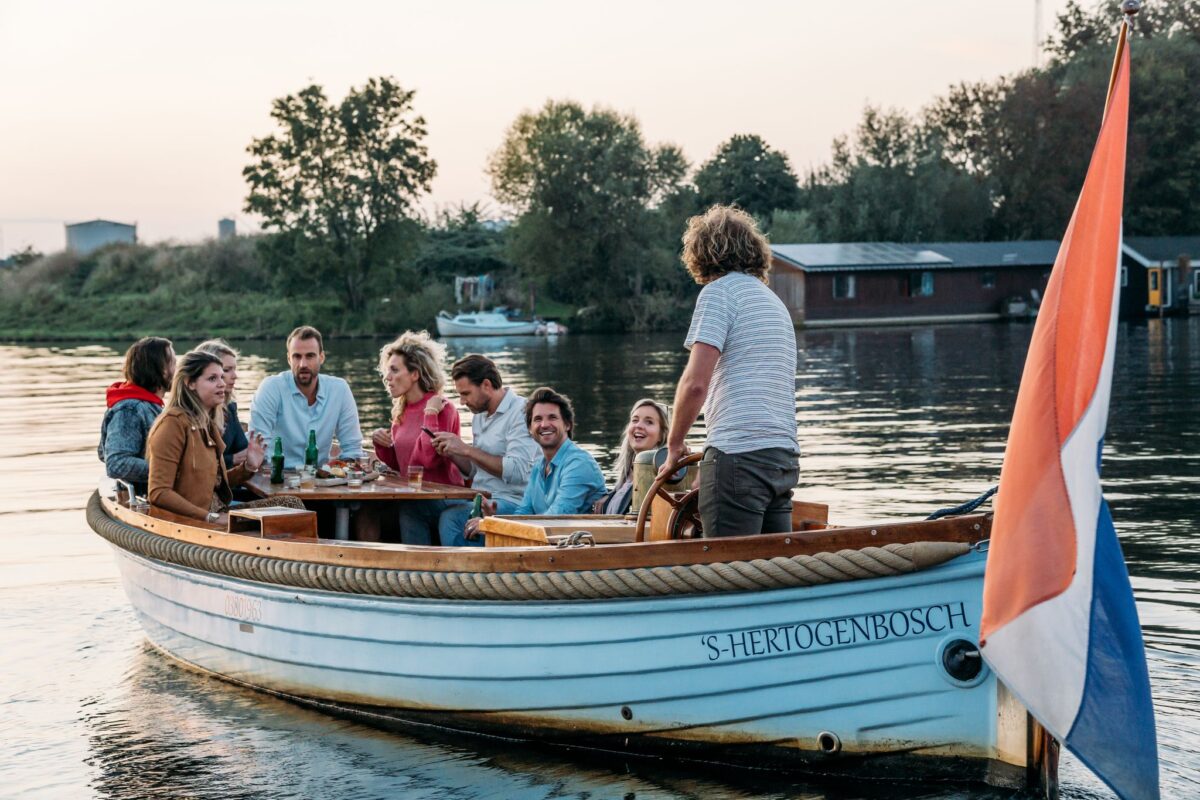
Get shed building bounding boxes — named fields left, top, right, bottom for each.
left=65, top=219, right=136, bottom=254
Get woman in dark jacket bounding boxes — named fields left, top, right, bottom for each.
left=196, top=339, right=258, bottom=467
left=98, top=337, right=175, bottom=494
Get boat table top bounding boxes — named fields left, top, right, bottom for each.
left=244, top=471, right=482, bottom=502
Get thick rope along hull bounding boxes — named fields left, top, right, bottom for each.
left=87, top=492, right=971, bottom=601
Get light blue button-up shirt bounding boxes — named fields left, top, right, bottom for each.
left=250, top=371, right=364, bottom=468
left=513, top=438, right=605, bottom=516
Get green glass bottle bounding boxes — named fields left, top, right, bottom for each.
left=469, top=494, right=484, bottom=519
left=305, top=429, right=319, bottom=469
left=270, top=437, right=285, bottom=484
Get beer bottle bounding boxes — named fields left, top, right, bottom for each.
left=305, top=429, right=319, bottom=468
left=469, top=494, right=484, bottom=519
left=270, top=437, right=285, bottom=484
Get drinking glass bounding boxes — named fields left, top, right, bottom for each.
left=407, top=465, right=424, bottom=491
left=299, top=466, right=316, bottom=489
left=346, top=469, right=363, bottom=489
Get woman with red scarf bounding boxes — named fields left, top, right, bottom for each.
left=98, top=337, right=176, bottom=494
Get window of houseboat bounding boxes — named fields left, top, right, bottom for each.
left=1121, top=265, right=1129, bottom=287
left=909, top=271, right=934, bottom=297
left=833, top=274, right=855, bottom=299
left=1192, top=270, right=1200, bottom=299
left=981, top=271, right=996, bottom=289
left=1150, top=271, right=1159, bottom=291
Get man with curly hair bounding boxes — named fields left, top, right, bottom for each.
left=661, top=205, right=799, bottom=537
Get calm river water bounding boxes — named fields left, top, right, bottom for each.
left=1, top=322, right=1196, bottom=799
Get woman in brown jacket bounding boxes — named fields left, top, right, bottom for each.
left=147, top=350, right=266, bottom=522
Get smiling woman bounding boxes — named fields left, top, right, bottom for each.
left=145, top=350, right=265, bottom=522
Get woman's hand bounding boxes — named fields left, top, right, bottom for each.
left=371, top=428, right=393, bottom=449
left=424, top=395, right=446, bottom=416
left=244, top=434, right=266, bottom=472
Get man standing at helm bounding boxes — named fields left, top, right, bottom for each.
left=660, top=205, right=799, bottom=537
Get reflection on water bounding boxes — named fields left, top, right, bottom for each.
left=0, top=320, right=1197, bottom=798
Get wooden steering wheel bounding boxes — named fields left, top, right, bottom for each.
left=634, top=452, right=704, bottom=543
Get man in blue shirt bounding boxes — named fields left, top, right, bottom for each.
left=250, top=326, right=364, bottom=468
left=465, top=386, right=604, bottom=540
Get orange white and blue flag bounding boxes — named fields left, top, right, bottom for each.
left=979, top=21, right=1158, bottom=800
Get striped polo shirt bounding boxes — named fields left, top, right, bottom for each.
left=684, top=271, right=799, bottom=455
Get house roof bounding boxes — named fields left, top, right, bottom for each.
left=65, top=219, right=136, bottom=230
left=1124, top=236, right=1200, bottom=264
left=771, top=240, right=1062, bottom=272
left=771, top=243, right=950, bottom=272
left=923, top=240, right=1060, bottom=268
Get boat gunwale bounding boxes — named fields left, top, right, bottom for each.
left=97, top=493, right=989, bottom=574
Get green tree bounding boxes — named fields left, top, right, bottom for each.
left=799, top=107, right=992, bottom=242
left=927, top=2, right=1200, bottom=238
left=413, top=202, right=513, bottom=282
left=243, top=77, right=435, bottom=311
left=488, top=100, right=690, bottom=329
left=693, top=134, right=799, bottom=218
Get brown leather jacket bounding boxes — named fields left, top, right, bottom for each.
left=147, top=407, right=251, bottom=519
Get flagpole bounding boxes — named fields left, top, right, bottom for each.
left=1103, top=1, right=1139, bottom=118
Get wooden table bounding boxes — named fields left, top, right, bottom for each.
left=244, top=472, right=481, bottom=540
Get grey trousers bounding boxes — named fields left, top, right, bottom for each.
left=699, top=446, right=799, bottom=538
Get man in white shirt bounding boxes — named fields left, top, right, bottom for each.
left=430, top=354, right=539, bottom=546
left=662, top=206, right=800, bottom=537
left=250, top=326, right=364, bottom=468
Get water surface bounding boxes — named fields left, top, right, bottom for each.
left=1, top=321, right=1196, bottom=798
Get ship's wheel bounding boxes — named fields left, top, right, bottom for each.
left=634, top=452, right=704, bottom=542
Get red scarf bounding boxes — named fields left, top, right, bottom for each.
left=105, top=381, right=164, bottom=408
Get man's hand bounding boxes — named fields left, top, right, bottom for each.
left=371, top=428, right=393, bottom=449
left=431, top=431, right=469, bottom=457
left=464, top=498, right=496, bottom=541
left=656, top=442, right=690, bottom=481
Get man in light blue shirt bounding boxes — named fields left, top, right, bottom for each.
left=250, top=326, right=364, bottom=468
left=464, top=386, right=604, bottom=541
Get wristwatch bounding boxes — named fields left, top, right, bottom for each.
left=206, top=511, right=221, bottom=523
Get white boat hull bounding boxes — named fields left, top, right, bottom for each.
left=111, top=543, right=1027, bottom=782
left=435, top=317, right=539, bottom=337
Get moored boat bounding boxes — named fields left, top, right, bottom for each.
left=86, top=481, right=1056, bottom=795
left=436, top=310, right=539, bottom=337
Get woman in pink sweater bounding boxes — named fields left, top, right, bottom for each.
left=371, top=331, right=464, bottom=543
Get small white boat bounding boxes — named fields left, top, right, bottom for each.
left=436, top=311, right=538, bottom=337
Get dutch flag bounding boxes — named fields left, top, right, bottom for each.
left=979, top=20, right=1159, bottom=800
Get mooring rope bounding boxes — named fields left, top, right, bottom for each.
left=87, top=492, right=970, bottom=602
left=925, top=485, right=998, bottom=521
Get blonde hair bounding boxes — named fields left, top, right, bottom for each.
left=681, top=205, right=773, bottom=285
left=378, top=330, right=447, bottom=420
left=613, top=398, right=671, bottom=482
left=195, top=339, right=238, bottom=427
left=195, top=338, right=238, bottom=360
left=153, top=349, right=226, bottom=437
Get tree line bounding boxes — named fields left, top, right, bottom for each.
left=2, top=0, right=1195, bottom=339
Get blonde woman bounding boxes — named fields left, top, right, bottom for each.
left=593, top=399, right=671, bottom=515
left=195, top=338, right=259, bottom=468
left=370, top=331, right=464, bottom=543
left=146, top=350, right=268, bottom=522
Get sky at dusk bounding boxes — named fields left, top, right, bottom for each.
left=0, top=0, right=1073, bottom=257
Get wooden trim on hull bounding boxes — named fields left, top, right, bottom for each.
left=96, top=493, right=989, bottom=573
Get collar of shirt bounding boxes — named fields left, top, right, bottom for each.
left=541, top=438, right=579, bottom=477
left=477, top=388, right=518, bottom=432
left=287, top=371, right=326, bottom=406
